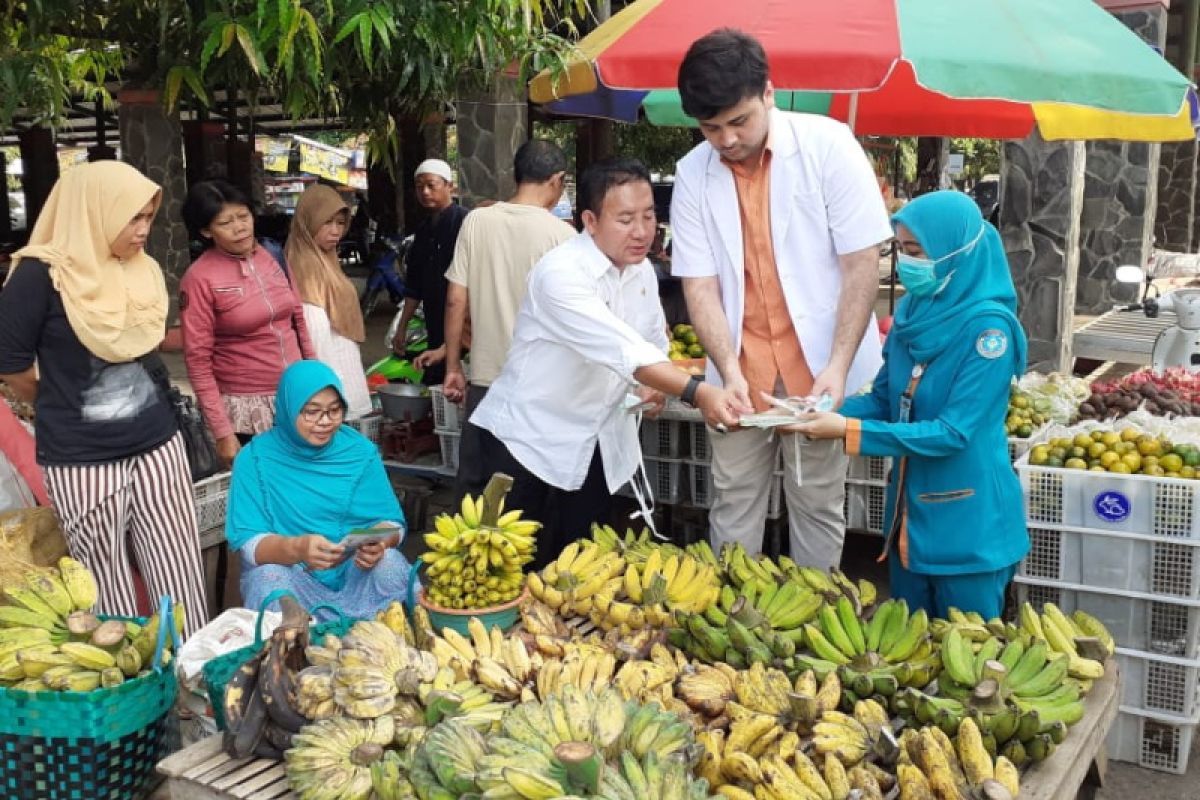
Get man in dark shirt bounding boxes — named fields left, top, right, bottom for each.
left=391, top=159, right=468, bottom=387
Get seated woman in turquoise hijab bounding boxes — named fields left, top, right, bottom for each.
left=227, top=360, right=412, bottom=619
left=790, top=190, right=1030, bottom=619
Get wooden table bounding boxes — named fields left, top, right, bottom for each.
left=158, top=660, right=1119, bottom=800
left=1018, top=659, right=1120, bottom=800
left=157, top=736, right=294, bottom=800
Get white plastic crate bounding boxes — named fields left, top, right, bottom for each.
left=1116, top=647, right=1200, bottom=718
left=438, top=430, right=460, bottom=471
left=431, top=386, right=461, bottom=432
left=1108, top=706, right=1199, bottom=774
left=618, top=458, right=686, bottom=506
left=845, top=479, right=887, bottom=535
left=846, top=454, right=890, bottom=483
left=345, top=412, right=382, bottom=444
left=689, top=422, right=711, bottom=463
left=640, top=419, right=687, bottom=459
left=1019, top=525, right=1200, bottom=599
left=1013, top=580, right=1200, bottom=658
left=193, top=472, right=231, bottom=533
left=688, top=462, right=782, bottom=518
left=1017, top=455, right=1200, bottom=539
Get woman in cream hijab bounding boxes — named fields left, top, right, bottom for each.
left=285, top=185, right=372, bottom=419
left=0, top=161, right=208, bottom=636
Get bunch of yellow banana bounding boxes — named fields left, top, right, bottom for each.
left=721, top=543, right=877, bottom=611
left=675, top=662, right=740, bottom=720
left=418, top=665, right=511, bottom=733
left=373, top=600, right=415, bottom=646
left=527, top=540, right=625, bottom=617
left=696, top=716, right=839, bottom=799
left=330, top=620, right=439, bottom=719
left=1, top=589, right=181, bottom=692
left=421, top=493, right=539, bottom=610
left=0, top=557, right=100, bottom=648
left=425, top=617, right=539, bottom=701
left=293, top=665, right=337, bottom=720
left=1018, top=602, right=1108, bottom=681
left=812, top=706, right=879, bottom=767
left=536, top=646, right=618, bottom=700
left=611, top=644, right=689, bottom=707
left=623, top=547, right=721, bottom=614
left=517, top=595, right=569, bottom=638
left=895, top=724, right=1020, bottom=800
left=283, top=714, right=395, bottom=800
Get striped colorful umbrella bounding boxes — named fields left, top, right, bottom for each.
left=529, top=0, right=1196, bottom=141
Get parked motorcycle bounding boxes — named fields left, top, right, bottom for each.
left=360, top=235, right=411, bottom=318
left=1117, top=262, right=1200, bottom=372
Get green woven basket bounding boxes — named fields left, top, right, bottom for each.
left=0, top=596, right=180, bottom=800
left=204, top=590, right=353, bottom=731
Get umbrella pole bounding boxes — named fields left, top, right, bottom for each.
left=848, top=92, right=859, bottom=132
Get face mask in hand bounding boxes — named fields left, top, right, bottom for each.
left=896, top=225, right=985, bottom=298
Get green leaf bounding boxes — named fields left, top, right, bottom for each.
left=200, top=27, right=224, bottom=73
left=357, top=15, right=372, bottom=63
left=163, top=65, right=185, bottom=110
left=333, top=11, right=365, bottom=45
left=182, top=67, right=210, bottom=106
left=219, top=23, right=237, bottom=57
left=234, top=25, right=264, bottom=75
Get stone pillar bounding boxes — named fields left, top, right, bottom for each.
left=1074, top=5, right=1166, bottom=314
left=1155, top=139, right=1196, bottom=252
left=18, top=127, right=59, bottom=230
left=455, top=73, right=528, bottom=208
left=118, top=88, right=190, bottom=315
left=1000, top=134, right=1087, bottom=372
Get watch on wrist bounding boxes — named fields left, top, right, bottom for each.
left=681, top=374, right=704, bottom=408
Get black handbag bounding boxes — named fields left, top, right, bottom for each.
left=143, top=354, right=220, bottom=482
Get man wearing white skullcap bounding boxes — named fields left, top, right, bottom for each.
left=391, top=158, right=468, bottom=385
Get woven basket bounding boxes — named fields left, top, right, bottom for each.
left=0, top=597, right=179, bottom=800
left=204, top=591, right=353, bottom=731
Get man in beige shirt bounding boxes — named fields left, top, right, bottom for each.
left=441, top=140, right=577, bottom=497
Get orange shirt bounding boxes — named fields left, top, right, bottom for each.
left=727, top=146, right=813, bottom=412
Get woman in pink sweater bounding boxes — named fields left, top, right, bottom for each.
left=180, top=180, right=314, bottom=468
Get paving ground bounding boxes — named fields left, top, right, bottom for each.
left=154, top=281, right=1200, bottom=799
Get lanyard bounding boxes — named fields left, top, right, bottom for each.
left=879, top=363, right=927, bottom=562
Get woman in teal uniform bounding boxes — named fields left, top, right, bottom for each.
left=791, top=190, right=1029, bottom=619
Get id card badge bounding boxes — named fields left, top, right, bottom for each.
left=899, top=365, right=924, bottom=424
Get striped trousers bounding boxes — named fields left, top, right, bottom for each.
left=43, top=433, right=209, bottom=638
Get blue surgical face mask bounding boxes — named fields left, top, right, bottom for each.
left=896, top=225, right=985, bottom=298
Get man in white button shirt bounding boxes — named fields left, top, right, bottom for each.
left=471, top=158, right=743, bottom=567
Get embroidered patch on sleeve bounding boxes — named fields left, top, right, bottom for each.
left=976, top=329, right=1007, bottom=359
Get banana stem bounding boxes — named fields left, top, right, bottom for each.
left=480, top=473, right=515, bottom=527
left=554, top=741, right=603, bottom=794
left=980, top=660, right=1008, bottom=687
left=1074, top=637, right=1108, bottom=662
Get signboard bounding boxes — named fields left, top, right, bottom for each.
left=298, top=141, right=351, bottom=185
left=947, top=153, right=965, bottom=177
left=260, top=139, right=292, bottom=173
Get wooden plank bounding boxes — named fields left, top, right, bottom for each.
left=158, top=736, right=225, bottom=779
left=246, top=781, right=294, bottom=800
left=210, top=758, right=286, bottom=791
left=230, top=763, right=289, bottom=799
left=1018, top=659, right=1121, bottom=800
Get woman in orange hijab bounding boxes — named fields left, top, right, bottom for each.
left=285, top=185, right=372, bottom=419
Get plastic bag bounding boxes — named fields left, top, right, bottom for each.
left=0, top=450, right=34, bottom=513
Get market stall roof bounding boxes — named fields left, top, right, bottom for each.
left=530, top=0, right=1196, bottom=141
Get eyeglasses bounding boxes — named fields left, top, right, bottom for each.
left=301, top=404, right=345, bottom=423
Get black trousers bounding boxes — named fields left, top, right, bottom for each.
left=453, top=384, right=490, bottom=502
left=476, top=425, right=611, bottom=570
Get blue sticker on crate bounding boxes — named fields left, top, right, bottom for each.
left=1093, top=490, right=1132, bottom=523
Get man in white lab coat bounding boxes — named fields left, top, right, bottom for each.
left=471, top=158, right=744, bottom=567
left=670, top=29, right=893, bottom=570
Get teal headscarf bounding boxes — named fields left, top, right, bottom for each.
left=890, top=190, right=1027, bottom=373
left=226, top=360, right=403, bottom=590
